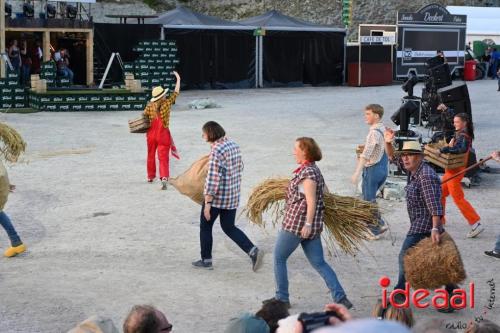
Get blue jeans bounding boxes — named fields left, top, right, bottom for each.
left=199, top=204, right=255, bottom=260
left=274, top=230, right=346, bottom=302
left=58, top=67, right=74, bottom=83
left=362, top=152, right=388, bottom=235
left=495, top=234, right=500, bottom=253
left=0, top=211, right=22, bottom=247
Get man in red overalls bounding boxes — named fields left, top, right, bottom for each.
left=143, top=71, right=181, bottom=190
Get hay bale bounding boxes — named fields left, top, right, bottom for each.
left=169, top=155, right=209, bottom=205
left=244, top=178, right=378, bottom=255
left=404, top=232, right=466, bottom=289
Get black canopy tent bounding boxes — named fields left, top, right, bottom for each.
left=94, top=23, right=162, bottom=85
left=152, top=6, right=256, bottom=89
left=239, top=10, right=346, bottom=87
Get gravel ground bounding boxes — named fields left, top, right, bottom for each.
left=0, top=79, right=499, bottom=332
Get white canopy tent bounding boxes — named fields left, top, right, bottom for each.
left=447, top=6, right=500, bottom=44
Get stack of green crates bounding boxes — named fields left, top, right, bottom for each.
left=28, top=90, right=149, bottom=112
left=40, top=61, right=71, bottom=87
left=0, top=68, right=28, bottom=110
left=124, top=40, right=179, bottom=92
left=40, top=61, right=57, bottom=87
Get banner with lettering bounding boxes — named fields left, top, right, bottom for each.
left=395, top=3, right=466, bottom=79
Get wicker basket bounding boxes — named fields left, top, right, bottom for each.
left=128, top=116, right=150, bottom=133
left=424, top=142, right=466, bottom=169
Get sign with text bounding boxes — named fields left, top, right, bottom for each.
left=360, top=35, right=396, bottom=45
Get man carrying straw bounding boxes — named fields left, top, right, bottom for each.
left=384, top=130, right=458, bottom=313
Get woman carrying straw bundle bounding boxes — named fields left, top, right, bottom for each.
left=191, top=121, right=264, bottom=271
left=439, top=110, right=483, bottom=238
left=143, top=71, right=181, bottom=190
left=0, top=182, right=26, bottom=258
left=263, top=137, right=352, bottom=310
left=0, top=122, right=27, bottom=257
left=351, top=104, right=388, bottom=240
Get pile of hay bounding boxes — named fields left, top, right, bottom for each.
left=244, top=178, right=379, bottom=256
left=404, top=232, right=466, bottom=289
left=0, top=123, right=26, bottom=162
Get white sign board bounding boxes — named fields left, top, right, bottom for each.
left=360, top=35, right=396, bottom=44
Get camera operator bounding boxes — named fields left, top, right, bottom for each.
left=439, top=113, right=483, bottom=238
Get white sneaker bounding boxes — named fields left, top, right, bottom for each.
left=161, top=178, right=168, bottom=190
left=467, top=224, right=484, bottom=238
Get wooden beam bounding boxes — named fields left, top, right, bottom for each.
left=6, top=27, right=93, bottom=33
left=0, top=0, right=6, bottom=78
left=43, top=31, right=51, bottom=61
left=86, top=30, right=93, bottom=86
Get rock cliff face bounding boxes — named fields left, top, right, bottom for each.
left=6, top=0, right=484, bottom=39
left=161, top=0, right=470, bottom=39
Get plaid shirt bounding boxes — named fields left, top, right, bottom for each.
left=395, top=158, right=443, bottom=235
left=361, top=123, right=386, bottom=167
left=204, top=137, right=243, bottom=210
left=143, top=92, right=179, bottom=128
left=282, top=163, right=325, bottom=239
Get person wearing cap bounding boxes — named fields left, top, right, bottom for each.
left=384, top=130, right=458, bottom=313
left=351, top=104, right=389, bottom=240
left=143, top=71, right=181, bottom=190
left=224, top=313, right=270, bottom=333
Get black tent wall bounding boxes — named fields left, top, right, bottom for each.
left=262, top=31, right=345, bottom=87
left=94, top=23, right=162, bottom=84
left=165, top=29, right=255, bottom=89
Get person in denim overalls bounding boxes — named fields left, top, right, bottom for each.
left=351, top=104, right=388, bottom=239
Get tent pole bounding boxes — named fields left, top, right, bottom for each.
left=160, top=27, right=165, bottom=40
left=343, top=33, right=347, bottom=85
left=255, top=35, right=259, bottom=88
left=0, top=0, right=5, bottom=79
left=259, top=35, right=263, bottom=88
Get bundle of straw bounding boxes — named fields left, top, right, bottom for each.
left=0, top=123, right=26, bottom=162
left=404, top=232, right=466, bottom=289
left=244, top=178, right=379, bottom=256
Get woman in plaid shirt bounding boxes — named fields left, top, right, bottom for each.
left=192, top=121, right=264, bottom=271
left=263, top=137, right=352, bottom=310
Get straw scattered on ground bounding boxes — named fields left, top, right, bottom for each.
left=244, top=178, right=379, bottom=256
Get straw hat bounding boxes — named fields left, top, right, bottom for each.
left=396, top=141, right=424, bottom=155
left=150, top=86, right=168, bottom=102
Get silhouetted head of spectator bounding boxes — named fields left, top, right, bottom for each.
left=256, top=299, right=290, bottom=333
left=123, top=305, right=172, bottom=333
left=371, top=299, right=414, bottom=328
left=466, top=319, right=500, bottom=333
